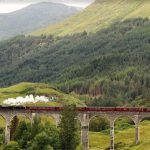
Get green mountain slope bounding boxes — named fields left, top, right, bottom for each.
left=0, top=18, right=150, bottom=106
left=0, top=82, right=84, bottom=106
left=33, top=0, right=150, bottom=36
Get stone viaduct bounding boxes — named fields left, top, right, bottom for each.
left=0, top=106, right=150, bottom=150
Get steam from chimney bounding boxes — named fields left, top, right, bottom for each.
left=3, top=95, right=54, bottom=105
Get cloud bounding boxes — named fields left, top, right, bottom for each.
left=0, top=4, right=30, bottom=13
left=0, top=0, right=94, bottom=13
left=0, top=0, right=93, bottom=4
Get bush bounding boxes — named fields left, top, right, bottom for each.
left=4, top=141, right=21, bottom=150
left=89, top=117, right=109, bottom=132
left=13, top=117, right=60, bottom=150
left=13, top=121, right=31, bottom=149
left=30, top=132, right=50, bottom=150
left=115, top=117, right=134, bottom=130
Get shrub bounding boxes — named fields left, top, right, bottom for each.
left=4, top=141, right=21, bottom=150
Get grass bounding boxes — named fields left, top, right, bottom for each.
left=0, top=82, right=85, bottom=106
left=32, top=0, right=150, bottom=37
left=89, top=132, right=110, bottom=150
left=89, top=120, right=150, bottom=150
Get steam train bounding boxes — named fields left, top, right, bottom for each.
left=0, top=106, right=150, bottom=112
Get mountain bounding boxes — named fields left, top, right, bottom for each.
left=33, top=0, right=150, bottom=36
left=0, top=2, right=79, bottom=40
left=0, top=82, right=84, bottom=106
left=0, top=18, right=150, bottom=106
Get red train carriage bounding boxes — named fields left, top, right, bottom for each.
left=27, top=106, right=63, bottom=111
left=0, top=106, right=150, bottom=112
left=78, top=107, right=150, bottom=112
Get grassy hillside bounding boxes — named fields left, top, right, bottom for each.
left=33, top=0, right=150, bottom=36
left=0, top=82, right=84, bottom=106
left=89, top=120, right=150, bottom=150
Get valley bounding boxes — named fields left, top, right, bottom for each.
left=0, top=0, right=150, bottom=149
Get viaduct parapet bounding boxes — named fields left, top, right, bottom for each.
left=0, top=107, right=150, bottom=150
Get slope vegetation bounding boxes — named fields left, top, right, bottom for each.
left=33, top=0, right=150, bottom=36
left=0, top=18, right=150, bottom=106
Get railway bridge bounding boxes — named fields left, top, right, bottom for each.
left=1, top=106, right=150, bottom=150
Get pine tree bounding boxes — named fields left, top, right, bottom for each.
left=60, top=105, right=78, bottom=150
left=10, top=116, right=19, bottom=140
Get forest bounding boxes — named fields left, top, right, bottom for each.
left=0, top=18, right=150, bottom=106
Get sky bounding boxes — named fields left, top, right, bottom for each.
left=0, top=0, right=94, bottom=13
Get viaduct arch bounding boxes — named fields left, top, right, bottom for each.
left=0, top=106, right=150, bottom=150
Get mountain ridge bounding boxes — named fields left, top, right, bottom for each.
left=32, top=0, right=150, bottom=36
left=0, top=2, right=79, bottom=40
